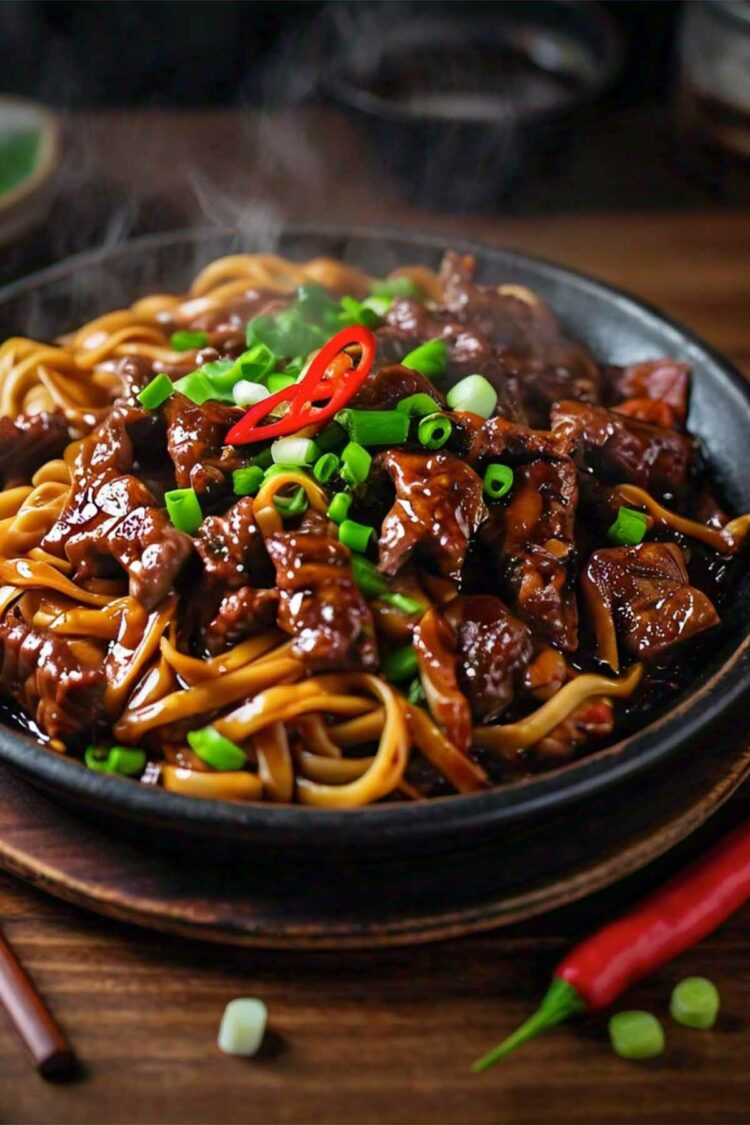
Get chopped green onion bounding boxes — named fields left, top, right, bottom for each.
left=417, top=412, right=452, bottom=450
left=338, top=295, right=381, bottom=330
left=360, top=295, right=392, bottom=319
left=382, top=645, right=419, bottom=683
left=402, top=338, right=447, bottom=379
left=483, top=464, right=514, bottom=500
left=446, top=373, right=498, bottom=418
left=273, top=487, right=308, bottom=518
left=252, top=447, right=274, bottom=470
left=271, top=437, right=320, bottom=466
left=407, top=677, right=426, bottom=705
left=165, top=487, right=203, bottom=535
left=381, top=592, right=425, bottom=614
left=350, top=553, right=388, bottom=597
left=263, top=463, right=308, bottom=481
left=198, top=358, right=240, bottom=400
left=238, top=341, right=276, bottom=383
left=316, top=422, right=347, bottom=452
left=173, top=370, right=216, bottom=405
left=84, top=745, right=147, bottom=776
left=670, top=977, right=720, bottom=1029
left=335, top=408, right=409, bottom=447
left=327, top=492, right=352, bottom=525
left=313, top=452, right=340, bottom=484
left=137, top=373, right=174, bottom=410
left=188, top=725, right=247, bottom=771
left=608, top=1011, right=665, bottom=1060
left=170, top=329, right=209, bottom=352
left=266, top=372, right=298, bottom=394
left=370, top=276, right=420, bottom=299
left=339, top=519, right=374, bottom=553
left=232, top=380, right=270, bottom=407
left=608, top=506, right=648, bottom=546
left=340, top=442, right=372, bottom=487
left=396, top=392, right=441, bottom=418
left=232, top=466, right=265, bottom=497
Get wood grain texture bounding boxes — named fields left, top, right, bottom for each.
left=3, top=110, right=750, bottom=1122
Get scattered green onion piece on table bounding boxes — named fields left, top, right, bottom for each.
left=396, top=392, right=441, bottom=418
left=273, top=487, right=308, bottom=518
left=417, top=412, right=453, bottom=450
left=271, top=436, right=320, bottom=466
left=188, top=726, right=247, bottom=771
left=327, top=492, right=352, bottom=525
left=218, top=998, right=268, bottom=1058
left=608, top=506, right=648, bottom=546
left=165, top=487, right=203, bottom=535
left=170, top=329, right=209, bottom=352
left=370, top=276, right=420, bottom=299
left=382, top=645, right=419, bottom=683
left=350, top=553, right=388, bottom=597
left=173, top=370, right=216, bottom=405
left=339, top=519, right=374, bottom=553
left=401, top=338, right=447, bottom=378
left=407, top=677, right=427, bottom=705
left=340, top=441, right=372, bottom=486
left=380, top=592, right=425, bottom=615
left=483, top=464, right=514, bottom=500
left=239, top=341, right=276, bottom=382
left=608, top=1011, right=665, bottom=1060
left=84, top=745, right=147, bottom=776
left=335, top=408, right=409, bottom=447
left=137, top=373, right=174, bottom=410
left=446, top=373, right=498, bottom=419
left=313, top=452, right=340, bottom=484
left=266, top=372, right=298, bottom=394
left=232, top=466, right=265, bottom=497
left=670, top=977, right=720, bottom=1029
left=232, top=380, right=270, bottom=407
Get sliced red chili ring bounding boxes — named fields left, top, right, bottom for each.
left=225, top=325, right=376, bottom=446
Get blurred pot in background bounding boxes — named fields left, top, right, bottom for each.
left=319, top=0, right=621, bottom=212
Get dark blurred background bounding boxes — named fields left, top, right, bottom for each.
left=0, top=0, right=747, bottom=281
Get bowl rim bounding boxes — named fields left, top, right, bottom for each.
left=0, top=220, right=749, bottom=848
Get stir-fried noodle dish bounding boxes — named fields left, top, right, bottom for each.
left=0, top=249, right=746, bottom=806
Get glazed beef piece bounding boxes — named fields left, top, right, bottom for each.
left=265, top=524, right=377, bottom=671
left=0, top=411, right=70, bottom=487
left=351, top=363, right=445, bottom=411
left=550, top=399, right=693, bottom=494
left=413, top=607, right=472, bottom=753
left=469, top=414, right=571, bottom=467
left=204, top=587, right=279, bottom=656
left=582, top=541, right=719, bottom=671
left=444, top=595, right=533, bottom=722
left=43, top=405, right=192, bottom=609
left=482, top=456, right=579, bottom=650
left=163, top=394, right=243, bottom=494
left=0, top=616, right=105, bottom=739
left=605, top=359, right=691, bottom=425
left=376, top=450, right=487, bottom=582
left=195, top=497, right=266, bottom=589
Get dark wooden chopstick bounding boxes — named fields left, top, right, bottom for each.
left=0, top=926, right=77, bottom=1079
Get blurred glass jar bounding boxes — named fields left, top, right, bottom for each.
left=677, top=0, right=750, bottom=193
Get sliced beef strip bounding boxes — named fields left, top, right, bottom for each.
left=204, top=587, right=279, bottom=657
left=604, top=359, right=691, bottom=424
left=444, top=595, right=534, bottom=722
left=163, top=393, right=244, bottom=494
left=0, top=411, right=71, bottom=487
left=481, top=455, right=580, bottom=651
left=550, top=399, right=694, bottom=495
left=0, top=615, right=105, bottom=740
left=195, top=496, right=267, bottom=589
left=43, top=403, right=192, bottom=610
left=375, top=450, right=488, bottom=582
left=265, top=523, right=377, bottom=671
left=351, top=363, right=445, bottom=411
left=581, top=541, right=719, bottom=670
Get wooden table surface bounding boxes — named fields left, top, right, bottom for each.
left=4, top=110, right=750, bottom=1124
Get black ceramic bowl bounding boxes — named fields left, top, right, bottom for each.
left=1, top=224, right=749, bottom=857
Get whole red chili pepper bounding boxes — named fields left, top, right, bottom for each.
left=225, top=325, right=376, bottom=446
left=473, top=818, right=750, bottom=1071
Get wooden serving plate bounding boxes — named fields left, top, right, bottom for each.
left=0, top=720, right=748, bottom=949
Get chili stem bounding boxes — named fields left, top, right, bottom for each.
left=472, top=979, right=584, bottom=1072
